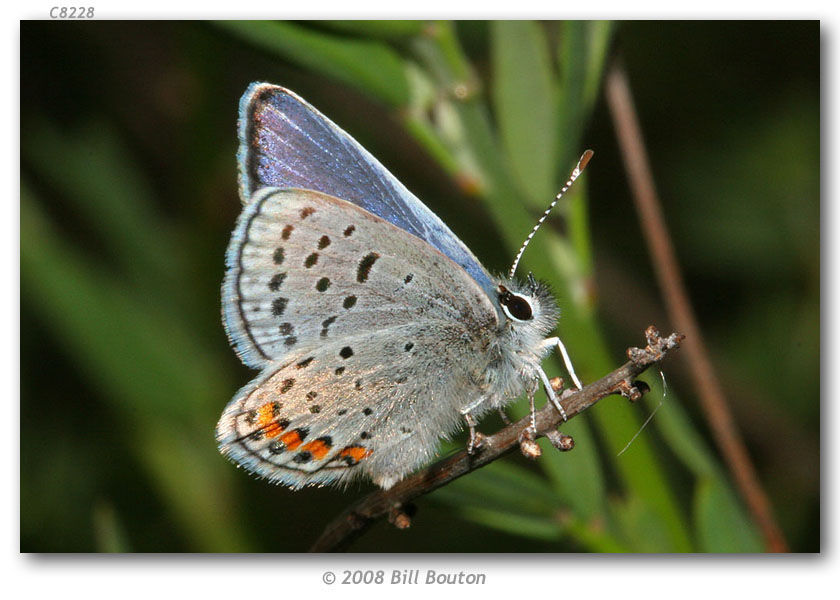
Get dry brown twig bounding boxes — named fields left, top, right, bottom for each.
left=310, top=326, right=683, bottom=552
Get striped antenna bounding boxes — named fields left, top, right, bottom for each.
left=508, top=149, right=594, bottom=278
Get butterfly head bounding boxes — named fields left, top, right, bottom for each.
left=496, top=273, right=558, bottom=341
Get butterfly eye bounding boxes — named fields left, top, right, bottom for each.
left=498, top=286, right=534, bottom=321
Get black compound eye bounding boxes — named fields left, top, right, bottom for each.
left=499, top=287, right=533, bottom=321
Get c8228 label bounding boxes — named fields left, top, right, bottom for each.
left=50, top=7, right=95, bottom=18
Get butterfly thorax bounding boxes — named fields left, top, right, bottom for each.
left=477, top=276, right=559, bottom=412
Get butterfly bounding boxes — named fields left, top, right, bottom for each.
left=217, top=82, right=588, bottom=490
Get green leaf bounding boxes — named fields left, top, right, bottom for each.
left=695, top=478, right=764, bottom=552
left=591, top=395, right=694, bottom=552
left=21, top=119, right=185, bottom=296
left=434, top=461, right=625, bottom=550
left=20, top=189, right=224, bottom=419
left=92, top=500, right=130, bottom=553
left=431, top=460, right=559, bottom=518
left=557, top=21, right=613, bottom=167
left=216, top=20, right=410, bottom=107
left=610, top=493, right=682, bottom=552
left=503, top=400, right=606, bottom=521
left=491, top=21, right=558, bottom=207
left=141, top=424, right=252, bottom=552
left=22, top=186, right=249, bottom=551
left=642, top=378, right=719, bottom=478
left=581, top=21, right=614, bottom=110
left=537, top=417, right=606, bottom=520
left=461, top=507, right=562, bottom=542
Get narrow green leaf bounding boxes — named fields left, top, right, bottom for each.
left=610, top=494, right=681, bottom=552
left=491, top=21, right=558, bottom=208
left=564, top=516, right=634, bottom=553
left=554, top=23, right=611, bottom=278
left=461, top=507, right=562, bottom=542
left=216, top=20, right=410, bottom=107
left=21, top=190, right=224, bottom=419
left=92, top=500, right=130, bottom=553
left=503, top=399, right=606, bottom=521
left=21, top=119, right=184, bottom=294
left=537, top=417, right=606, bottom=520
left=695, top=478, right=764, bottom=552
left=592, top=396, right=694, bottom=552
left=642, top=378, right=719, bottom=478
left=557, top=21, right=613, bottom=167
left=22, top=187, right=248, bottom=551
left=582, top=21, right=614, bottom=109
left=141, top=425, right=251, bottom=552
left=20, top=175, right=238, bottom=420
left=431, top=460, right=559, bottom=518
left=442, top=472, right=629, bottom=551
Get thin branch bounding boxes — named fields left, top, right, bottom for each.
left=604, top=60, right=788, bottom=552
left=310, top=326, right=684, bottom=552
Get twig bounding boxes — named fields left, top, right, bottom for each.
left=604, top=60, right=788, bottom=552
left=310, top=326, right=683, bottom=552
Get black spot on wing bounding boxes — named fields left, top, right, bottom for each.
left=293, top=451, right=312, bottom=463
left=273, top=247, right=284, bottom=265
left=272, top=297, right=288, bottom=316
left=296, top=356, right=314, bottom=369
left=321, top=315, right=337, bottom=338
left=357, top=253, right=379, bottom=283
left=268, top=272, right=286, bottom=291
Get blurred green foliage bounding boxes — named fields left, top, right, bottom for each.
left=20, top=20, right=818, bottom=552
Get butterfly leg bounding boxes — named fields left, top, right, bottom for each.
left=517, top=379, right=542, bottom=459
left=460, top=396, right=488, bottom=454
left=540, top=336, right=583, bottom=390
left=497, top=408, right=512, bottom=425
left=537, top=366, right=568, bottom=421
left=526, top=379, right=538, bottom=436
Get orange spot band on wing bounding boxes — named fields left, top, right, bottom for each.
left=301, top=437, right=332, bottom=460
left=256, top=402, right=286, bottom=438
left=339, top=446, right=373, bottom=465
left=279, top=429, right=303, bottom=450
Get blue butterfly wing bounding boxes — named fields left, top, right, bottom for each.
left=237, top=82, right=497, bottom=299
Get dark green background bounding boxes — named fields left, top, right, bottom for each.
left=21, top=21, right=818, bottom=552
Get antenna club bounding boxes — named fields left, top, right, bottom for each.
left=579, top=149, right=594, bottom=170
